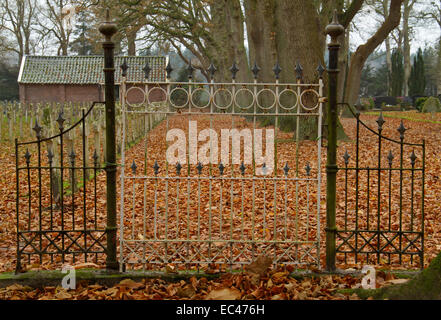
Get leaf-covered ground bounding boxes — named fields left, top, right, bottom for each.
left=0, top=267, right=411, bottom=300
left=0, top=112, right=439, bottom=299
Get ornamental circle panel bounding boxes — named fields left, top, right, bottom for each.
left=125, top=86, right=146, bottom=108
left=299, top=89, right=320, bottom=111
left=256, top=88, right=277, bottom=110
left=213, top=88, right=233, bottom=110
left=234, top=88, right=255, bottom=110
left=147, top=86, right=168, bottom=105
left=169, top=87, right=189, bottom=109
left=278, top=89, right=299, bottom=111
left=190, top=88, right=211, bottom=109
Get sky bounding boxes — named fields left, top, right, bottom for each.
left=351, top=2, right=441, bottom=54
left=2, top=1, right=441, bottom=62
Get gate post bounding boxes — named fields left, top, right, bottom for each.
left=325, top=12, right=344, bottom=272
left=99, top=10, right=119, bottom=270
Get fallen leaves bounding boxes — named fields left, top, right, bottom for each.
left=0, top=267, right=382, bottom=300
left=205, top=288, right=241, bottom=300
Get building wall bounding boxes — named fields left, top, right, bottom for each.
left=19, top=84, right=101, bottom=105
left=20, top=83, right=166, bottom=105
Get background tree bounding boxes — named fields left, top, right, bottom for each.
left=38, top=0, right=74, bottom=56
left=0, top=0, right=40, bottom=63
left=390, top=48, right=404, bottom=96
left=402, top=0, right=417, bottom=96
left=69, top=9, right=97, bottom=55
left=360, top=59, right=389, bottom=97
left=408, top=47, right=426, bottom=96
left=423, top=45, right=439, bottom=96
left=344, top=0, right=403, bottom=105
left=0, top=62, right=19, bottom=101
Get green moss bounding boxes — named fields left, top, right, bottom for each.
left=381, top=253, right=441, bottom=300
left=351, top=254, right=441, bottom=300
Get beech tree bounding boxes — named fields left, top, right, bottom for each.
left=344, top=0, right=403, bottom=105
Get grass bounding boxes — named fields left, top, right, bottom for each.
left=365, top=111, right=441, bottom=124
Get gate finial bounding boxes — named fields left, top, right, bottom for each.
left=398, top=121, right=407, bottom=140
left=252, top=62, right=260, bottom=80
left=176, top=162, right=182, bottom=175
left=325, top=10, right=344, bottom=44
left=273, top=61, right=282, bottom=80
left=98, top=9, right=117, bottom=41
left=166, top=60, right=173, bottom=79
left=317, top=63, right=325, bottom=78
left=143, top=62, right=151, bottom=79
left=376, top=113, right=385, bottom=130
left=120, top=59, right=128, bottom=78
left=208, top=63, right=217, bottom=80
left=388, top=150, right=394, bottom=166
left=283, top=162, right=290, bottom=176
left=219, top=162, right=225, bottom=176
left=187, top=61, right=195, bottom=80
left=230, top=62, right=239, bottom=80
left=295, top=62, right=303, bottom=80
left=410, top=151, right=417, bottom=166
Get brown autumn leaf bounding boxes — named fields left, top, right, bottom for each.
left=73, top=262, right=100, bottom=270
left=176, top=284, right=196, bottom=298
left=205, top=287, right=241, bottom=300
left=118, top=278, right=144, bottom=289
left=54, top=290, right=72, bottom=300
left=245, top=255, right=273, bottom=277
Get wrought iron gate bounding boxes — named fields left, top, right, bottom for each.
left=15, top=102, right=107, bottom=271
left=118, top=61, right=325, bottom=271
left=335, top=105, right=425, bottom=268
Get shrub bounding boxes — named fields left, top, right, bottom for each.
left=415, top=97, right=428, bottom=112
left=369, top=98, right=375, bottom=110
left=422, top=97, right=441, bottom=113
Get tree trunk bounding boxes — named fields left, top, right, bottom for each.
left=386, top=37, right=393, bottom=94
left=338, top=27, right=350, bottom=104
left=438, top=37, right=441, bottom=95
left=403, top=0, right=412, bottom=97
left=245, top=0, right=324, bottom=84
left=209, top=0, right=250, bottom=82
left=127, top=31, right=136, bottom=56
left=244, top=0, right=278, bottom=83
left=344, top=0, right=403, bottom=106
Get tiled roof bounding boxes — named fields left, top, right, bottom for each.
left=18, top=56, right=166, bottom=84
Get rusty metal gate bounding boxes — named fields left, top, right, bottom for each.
left=118, top=61, right=325, bottom=272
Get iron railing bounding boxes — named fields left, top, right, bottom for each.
left=335, top=104, right=425, bottom=268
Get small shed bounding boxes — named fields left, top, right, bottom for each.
left=18, top=55, right=167, bottom=105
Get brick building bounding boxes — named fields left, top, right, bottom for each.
left=18, top=55, right=167, bottom=105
